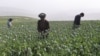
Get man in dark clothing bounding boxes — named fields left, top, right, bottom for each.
left=37, top=13, right=50, bottom=38
left=73, top=12, right=84, bottom=29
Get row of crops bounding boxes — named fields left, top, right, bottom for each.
left=0, top=18, right=100, bottom=56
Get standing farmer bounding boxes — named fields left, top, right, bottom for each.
left=73, top=12, right=84, bottom=29
left=37, top=13, right=50, bottom=39
left=7, top=18, right=13, bottom=28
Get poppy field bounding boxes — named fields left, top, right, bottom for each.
left=0, top=17, right=100, bottom=56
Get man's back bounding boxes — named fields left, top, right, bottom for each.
left=74, top=15, right=81, bottom=25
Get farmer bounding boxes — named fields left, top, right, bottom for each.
left=7, top=18, right=13, bottom=28
left=72, top=12, right=84, bottom=29
left=37, top=13, right=50, bottom=39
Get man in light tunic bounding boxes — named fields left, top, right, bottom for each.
left=7, top=18, right=13, bottom=28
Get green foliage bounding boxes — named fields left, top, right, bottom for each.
left=0, top=17, right=100, bottom=56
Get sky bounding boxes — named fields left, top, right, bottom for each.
left=0, top=0, right=100, bottom=20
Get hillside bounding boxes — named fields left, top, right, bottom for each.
left=0, top=16, right=37, bottom=23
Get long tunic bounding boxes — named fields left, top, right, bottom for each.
left=37, top=20, right=50, bottom=32
left=74, top=15, right=81, bottom=25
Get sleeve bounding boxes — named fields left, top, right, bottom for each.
left=37, top=20, right=40, bottom=32
left=74, top=16, right=77, bottom=24
left=47, top=21, right=50, bottom=29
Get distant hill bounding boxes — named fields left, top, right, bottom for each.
left=0, top=16, right=37, bottom=23
left=0, top=7, right=35, bottom=18
left=0, top=16, right=36, bottom=19
left=0, top=7, right=100, bottom=21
